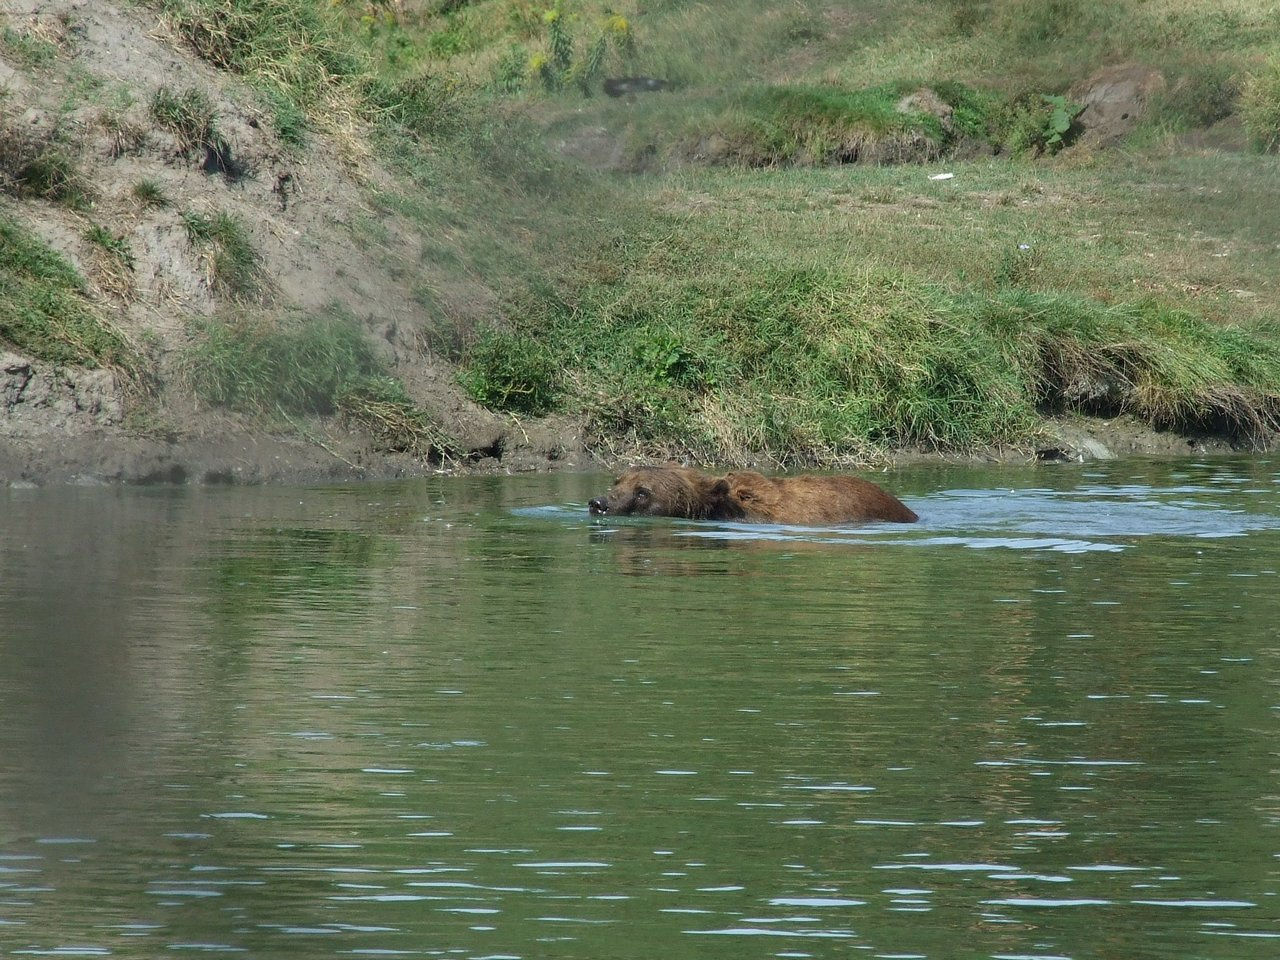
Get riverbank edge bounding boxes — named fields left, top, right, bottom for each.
left=1, top=412, right=1265, bottom=488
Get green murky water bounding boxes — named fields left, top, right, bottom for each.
left=2, top=458, right=1278, bottom=959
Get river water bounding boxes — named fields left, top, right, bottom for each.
left=1, top=458, right=1277, bottom=959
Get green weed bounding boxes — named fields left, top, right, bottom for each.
left=999, top=92, right=1082, bottom=156
left=532, top=3, right=635, bottom=95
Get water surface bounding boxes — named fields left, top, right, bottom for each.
left=1, top=458, right=1278, bottom=958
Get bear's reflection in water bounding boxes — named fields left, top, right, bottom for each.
left=589, top=525, right=734, bottom=578
left=587, top=522, right=884, bottom=578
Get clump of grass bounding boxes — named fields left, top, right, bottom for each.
left=0, top=23, right=61, bottom=69
left=0, top=121, right=92, bottom=208
left=182, top=209, right=268, bottom=302
left=675, top=81, right=1017, bottom=168
left=259, top=85, right=308, bottom=148
left=183, top=311, right=382, bottom=414
left=149, top=85, right=217, bottom=154
left=132, top=178, right=170, bottom=208
left=697, top=84, right=946, bottom=167
left=1153, top=59, right=1239, bottom=130
left=184, top=310, right=452, bottom=462
left=371, top=70, right=473, bottom=140
left=0, top=214, right=141, bottom=373
left=157, top=0, right=369, bottom=162
left=83, top=223, right=137, bottom=301
left=1240, top=55, right=1280, bottom=153
left=100, top=109, right=150, bottom=158
left=979, top=291, right=1280, bottom=437
left=157, top=0, right=365, bottom=97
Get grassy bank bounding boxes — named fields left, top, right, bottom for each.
left=464, top=170, right=1280, bottom=463
left=3, top=0, right=1279, bottom=469
left=372, top=0, right=1280, bottom=460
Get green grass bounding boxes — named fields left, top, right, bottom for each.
left=184, top=310, right=384, bottom=415
left=0, top=214, right=139, bottom=371
left=1241, top=54, right=1280, bottom=152
left=0, top=120, right=93, bottom=208
left=356, top=1, right=1280, bottom=152
left=131, top=178, right=170, bottom=208
left=149, top=85, right=217, bottom=152
left=183, top=309, right=456, bottom=460
left=472, top=257, right=1280, bottom=462
left=156, top=0, right=365, bottom=99
left=84, top=224, right=135, bottom=268
left=0, top=24, right=60, bottom=69
left=182, top=209, right=266, bottom=302
left=458, top=149, right=1280, bottom=461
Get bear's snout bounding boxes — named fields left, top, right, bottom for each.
left=588, top=497, right=609, bottom=515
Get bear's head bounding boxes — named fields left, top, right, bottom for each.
left=588, top=465, right=741, bottom=520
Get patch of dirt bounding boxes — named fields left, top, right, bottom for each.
left=1070, top=63, right=1166, bottom=146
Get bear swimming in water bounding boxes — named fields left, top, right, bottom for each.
left=588, top=465, right=917, bottom=524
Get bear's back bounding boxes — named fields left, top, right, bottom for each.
left=726, top=471, right=917, bottom=524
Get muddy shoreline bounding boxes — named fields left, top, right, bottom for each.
left=1, top=412, right=1264, bottom=488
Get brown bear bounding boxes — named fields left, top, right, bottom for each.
left=588, top=465, right=917, bottom=525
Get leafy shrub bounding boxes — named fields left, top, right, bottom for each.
left=999, top=93, right=1082, bottom=156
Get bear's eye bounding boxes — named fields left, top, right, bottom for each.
left=635, top=488, right=650, bottom=501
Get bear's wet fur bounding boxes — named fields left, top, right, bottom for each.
left=723, top=470, right=918, bottom=524
left=588, top=465, right=917, bottom=524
